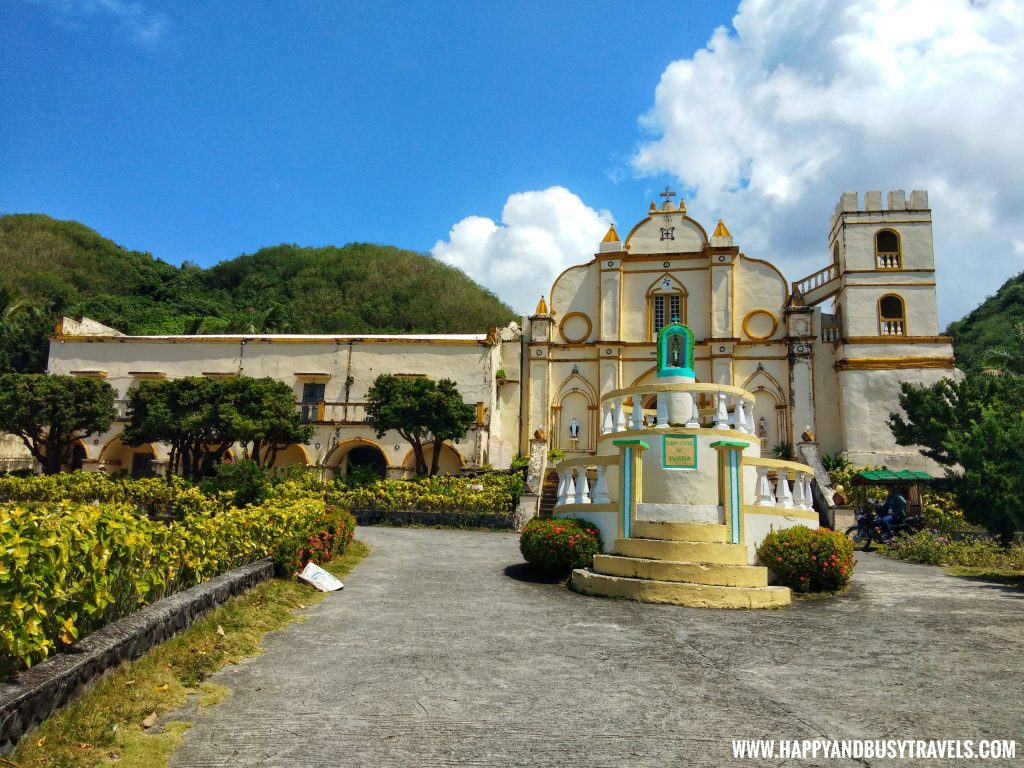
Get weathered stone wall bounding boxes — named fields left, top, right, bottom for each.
left=0, top=557, right=275, bottom=754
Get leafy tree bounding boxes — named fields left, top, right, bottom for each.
left=947, top=270, right=1024, bottom=371
left=365, top=375, right=475, bottom=476
left=0, top=373, right=116, bottom=474
left=889, top=374, right=1024, bottom=540
left=121, top=376, right=314, bottom=478
left=121, top=377, right=232, bottom=479
left=217, top=376, right=313, bottom=467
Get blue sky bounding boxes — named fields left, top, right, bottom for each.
left=2, top=1, right=1022, bottom=323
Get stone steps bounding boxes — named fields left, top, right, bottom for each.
left=593, top=554, right=768, bottom=588
left=570, top=520, right=791, bottom=609
left=631, top=520, right=728, bottom=543
left=612, top=537, right=749, bottom=566
left=572, top=569, right=791, bottom=609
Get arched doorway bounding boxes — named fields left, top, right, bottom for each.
left=267, top=444, right=313, bottom=473
left=326, top=439, right=389, bottom=479
left=99, top=436, right=157, bottom=477
left=402, top=442, right=464, bottom=476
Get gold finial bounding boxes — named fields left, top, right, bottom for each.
left=713, top=219, right=731, bottom=238
left=601, top=225, right=620, bottom=243
left=649, top=201, right=657, bottom=213
left=534, top=295, right=549, bottom=315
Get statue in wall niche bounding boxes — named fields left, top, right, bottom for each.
left=670, top=335, right=680, bottom=368
left=568, top=417, right=580, bottom=440
left=758, top=417, right=768, bottom=439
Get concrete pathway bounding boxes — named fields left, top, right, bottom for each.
left=170, top=528, right=1024, bottom=768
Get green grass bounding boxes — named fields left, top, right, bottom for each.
left=8, top=540, right=370, bottom=768
left=943, top=566, right=1024, bottom=588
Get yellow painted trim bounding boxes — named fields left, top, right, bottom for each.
left=877, top=292, right=906, bottom=336
left=127, top=371, right=166, bottom=378
left=874, top=228, right=902, bottom=270
left=558, top=311, right=593, bottom=344
left=835, top=356, right=955, bottom=371
left=845, top=269, right=935, bottom=275
left=624, top=263, right=709, bottom=273
left=743, top=456, right=814, bottom=476
left=555, top=455, right=618, bottom=469
left=740, top=309, right=779, bottom=341
left=554, top=503, right=617, bottom=514
left=294, top=372, right=331, bottom=381
left=324, top=436, right=392, bottom=467
left=547, top=262, right=592, bottom=315
left=738, top=254, right=790, bottom=301
left=400, top=441, right=466, bottom=469
left=741, top=504, right=819, bottom=522
left=844, top=335, right=952, bottom=344
left=598, top=425, right=748, bottom=445
left=54, top=335, right=488, bottom=346
left=70, top=370, right=107, bottom=378
left=603, top=381, right=752, bottom=402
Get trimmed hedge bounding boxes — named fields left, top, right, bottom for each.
left=519, top=518, right=602, bottom=576
left=756, top=525, right=855, bottom=593
left=0, top=472, right=206, bottom=516
left=0, top=498, right=355, bottom=677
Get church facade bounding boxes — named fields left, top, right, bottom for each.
left=523, top=188, right=955, bottom=472
left=33, top=188, right=955, bottom=478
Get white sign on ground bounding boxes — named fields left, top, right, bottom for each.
left=298, top=562, right=344, bottom=592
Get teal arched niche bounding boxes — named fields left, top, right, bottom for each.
left=656, top=322, right=695, bottom=378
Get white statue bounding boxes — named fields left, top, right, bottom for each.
left=568, top=417, right=580, bottom=439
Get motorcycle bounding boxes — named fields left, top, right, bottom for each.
left=845, top=500, right=924, bottom=550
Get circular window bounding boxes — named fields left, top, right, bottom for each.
left=742, top=310, right=779, bottom=341
left=558, top=312, right=592, bottom=344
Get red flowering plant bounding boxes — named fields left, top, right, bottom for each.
left=756, top=525, right=855, bottom=593
left=519, top=518, right=602, bottom=576
left=281, top=505, right=357, bottom=574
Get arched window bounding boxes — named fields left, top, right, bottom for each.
left=875, top=229, right=901, bottom=270
left=878, top=294, right=906, bottom=336
left=646, top=274, right=688, bottom=340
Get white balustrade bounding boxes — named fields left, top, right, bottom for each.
left=631, top=398, right=644, bottom=430
left=613, top=397, right=626, bottom=432
left=775, top=472, right=794, bottom=508
left=602, top=404, right=613, bottom=435
left=791, top=471, right=806, bottom=509
left=796, top=473, right=813, bottom=510
left=686, top=399, right=701, bottom=428
left=744, top=401, right=755, bottom=434
left=592, top=465, right=610, bottom=504
left=574, top=467, right=591, bottom=504
left=655, top=394, right=669, bottom=428
left=755, top=466, right=776, bottom=506
left=715, top=392, right=730, bottom=430
left=556, top=469, right=575, bottom=506
left=735, top=399, right=748, bottom=434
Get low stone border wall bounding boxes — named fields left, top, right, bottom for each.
left=0, top=557, right=275, bottom=753
left=353, top=508, right=521, bottom=529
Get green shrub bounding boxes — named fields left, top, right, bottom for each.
left=200, top=458, right=271, bottom=507
left=0, top=496, right=356, bottom=677
left=756, top=525, right=855, bottom=593
left=519, top=518, right=602, bottom=576
left=884, top=529, right=1024, bottom=569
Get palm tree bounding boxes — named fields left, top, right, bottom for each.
left=0, top=285, right=27, bottom=324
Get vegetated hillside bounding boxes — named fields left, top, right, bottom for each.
left=946, top=271, right=1024, bottom=371
left=0, top=214, right=517, bottom=371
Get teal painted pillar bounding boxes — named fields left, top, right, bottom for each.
left=711, top=440, right=749, bottom=545
left=612, top=438, right=649, bottom=540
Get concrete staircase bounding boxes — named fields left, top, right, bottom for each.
left=538, top=469, right=560, bottom=518
left=571, top=520, right=791, bottom=609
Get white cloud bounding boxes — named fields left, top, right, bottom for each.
left=34, top=0, right=169, bottom=44
left=432, top=187, right=614, bottom=316
left=633, top=0, right=1024, bottom=325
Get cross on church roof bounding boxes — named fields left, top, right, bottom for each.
left=659, top=186, right=676, bottom=200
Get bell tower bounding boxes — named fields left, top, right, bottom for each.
left=828, top=189, right=940, bottom=340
